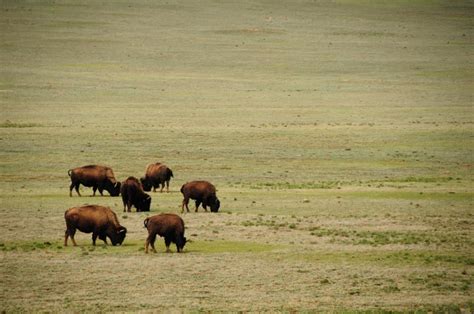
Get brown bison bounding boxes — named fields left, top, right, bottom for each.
left=121, top=176, right=151, bottom=212
left=144, top=213, right=186, bottom=253
left=181, top=181, right=220, bottom=213
left=140, top=163, right=174, bottom=193
left=64, top=205, right=127, bottom=246
left=68, top=165, right=121, bottom=197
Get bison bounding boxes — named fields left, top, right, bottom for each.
left=140, top=163, right=174, bottom=193
left=121, top=176, right=151, bottom=212
left=144, top=213, right=186, bottom=253
left=181, top=180, right=220, bottom=213
left=68, top=165, right=121, bottom=197
left=64, top=205, right=127, bottom=246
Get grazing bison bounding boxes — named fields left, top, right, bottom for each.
left=64, top=205, right=127, bottom=246
left=181, top=180, right=220, bottom=213
left=121, top=176, right=151, bottom=212
left=140, top=163, right=174, bottom=193
left=68, top=165, right=121, bottom=197
left=144, top=213, right=186, bottom=253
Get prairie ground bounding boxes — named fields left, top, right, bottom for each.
left=1, top=0, right=473, bottom=312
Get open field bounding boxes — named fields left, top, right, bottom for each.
left=1, top=0, right=473, bottom=312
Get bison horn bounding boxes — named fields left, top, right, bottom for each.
left=114, top=182, right=119, bottom=188
left=118, top=228, right=126, bottom=233
left=146, top=196, right=151, bottom=200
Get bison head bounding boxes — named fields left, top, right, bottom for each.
left=177, top=236, right=187, bottom=252
left=140, top=177, right=152, bottom=192
left=111, top=182, right=121, bottom=196
left=105, top=181, right=121, bottom=197
left=138, top=195, right=151, bottom=212
left=210, top=198, right=220, bottom=213
left=110, top=226, right=127, bottom=246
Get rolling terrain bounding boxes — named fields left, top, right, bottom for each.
left=1, top=0, right=473, bottom=311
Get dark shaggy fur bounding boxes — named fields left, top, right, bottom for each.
left=144, top=213, right=186, bottom=253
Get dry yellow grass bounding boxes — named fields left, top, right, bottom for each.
left=1, top=0, right=473, bottom=312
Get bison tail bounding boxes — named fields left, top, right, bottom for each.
left=168, top=169, right=174, bottom=178
left=143, top=217, right=149, bottom=229
left=67, top=169, right=72, bottom=177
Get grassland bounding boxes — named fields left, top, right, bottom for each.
left=1, top=0, right=473, bottom=312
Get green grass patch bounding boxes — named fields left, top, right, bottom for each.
left=291, top=250, right=474, bottom=266
left=408, top=272, right=473, bottom=293
left=250, top=181, right=343, bottom=190
left=0, top=240, right=146, bottom=254
left=0, top=239, right=282, bottom=255
left=341, top=191, right=473, bottom=201
left=333, top=0, right=444, bottom=7
left=309, top=228, right=473, bottom=247
left=1, top=241, right=60, bottom=252
left=0, top=120, right=42, bottom=128
left=417, top=69, right=473, bottom=81
left=383, top=176, right=458, bottom=183
left=187, top=240, right=282, bottom=254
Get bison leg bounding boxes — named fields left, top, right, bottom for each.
left=70, top=235, right=77, bottom=246
left=65, top=228, right=77, bottom=246
left=99, top=234, right=107, bottom=245
left=121, top=195, right=130, bottom=212
left=182, top=198, right=190, bottom=213
left=164, top=238, right=171, bottom=253
left=176, top=236, right=184, bottom=253
left=74, top=184, right=81, bottom=197
left=98, top=187, right=104, bottom=196
left=144, top=238, right=149, bottom=253
left=145, top=234, right=157, bottom=253
left=69, top=183, right=75, bottom=197
left=166, top=180, right=170, bottom=193
left=150, top=239, right=157, bottom=253
left=92, top=233, right=98, bottom=246
left=64, top=230, right=69, bottom=246
left=195, top=200, right=201, bottom=212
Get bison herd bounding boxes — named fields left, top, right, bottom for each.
left=65, top=163, right=220, bottom=253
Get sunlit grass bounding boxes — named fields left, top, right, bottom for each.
left=0, top=0, right=472, bottom=311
